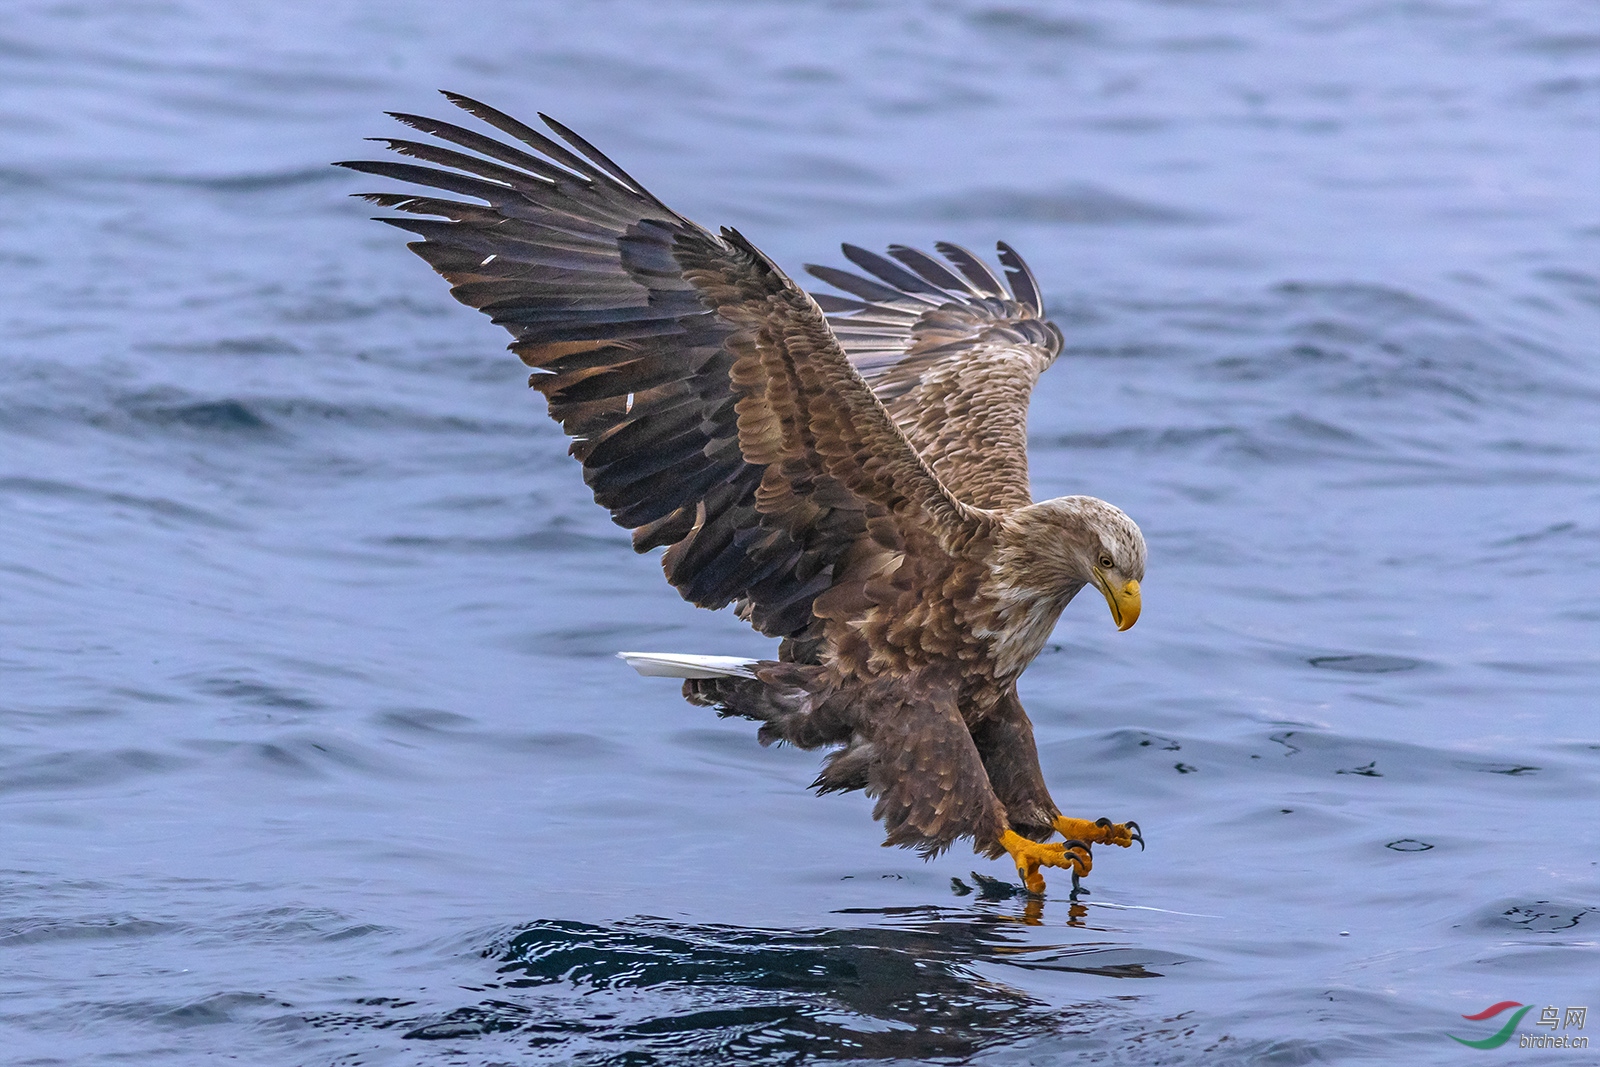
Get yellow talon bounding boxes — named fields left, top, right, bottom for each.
left=999, top=829, right=1091, bottom=895
left=1053, top=815, right=1143, bottom=850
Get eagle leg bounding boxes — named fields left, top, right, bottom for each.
left=1053, top=815, right=1144, bottom=851
left=999, top=829, right=1091, bottom=895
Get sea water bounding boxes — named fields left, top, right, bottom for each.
left=2, top=2, right=1597, bottom=1063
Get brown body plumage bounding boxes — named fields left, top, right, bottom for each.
left=339, top=95, right=1148, bottom=893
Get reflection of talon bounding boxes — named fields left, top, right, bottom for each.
left=969, top=871, right=1025, bottom=901
left=1000, top=830, right=1092, bottom=895
left=1055, top=815, right=1143, bottom=851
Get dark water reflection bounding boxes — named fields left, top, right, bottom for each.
left=313, top=909, right=1200, bottom=1063
left=2, top=0, right=1598, bottom=1064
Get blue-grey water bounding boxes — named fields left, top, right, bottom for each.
left=3, top=2, right=1598, bottom=1064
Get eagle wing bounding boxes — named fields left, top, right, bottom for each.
left=806, top=244, right=1063, bottom=510
left=336, top=95, right=988, bottom=645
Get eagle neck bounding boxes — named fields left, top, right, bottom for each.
left=979, top=580, right=1081, bottom=681
left=978, top=502, right=1100, bottom=680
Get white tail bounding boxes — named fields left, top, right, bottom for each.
left=616, top=651, right=759, bottom=680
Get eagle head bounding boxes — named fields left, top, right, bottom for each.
left=996, top=496, right=1146, bottom=631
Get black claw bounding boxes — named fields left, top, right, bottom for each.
left=1126, top=820, right=1145, bottom=851
left=1095, top=817, right=1113, bottom=829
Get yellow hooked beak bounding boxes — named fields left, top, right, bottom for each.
left=1094, top=570, right=1141, bottom=631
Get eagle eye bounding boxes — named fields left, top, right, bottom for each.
left=1098, top=552, right=1114, bottom=569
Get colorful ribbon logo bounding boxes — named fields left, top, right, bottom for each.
left=1450, top=1002, right=1532, bottom=1049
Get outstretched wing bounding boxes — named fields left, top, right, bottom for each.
left=336, top=94, right=988, bottom=645
left=806, top=243, right=1063, bottom=510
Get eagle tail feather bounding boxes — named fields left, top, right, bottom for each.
left=616, top=651, right=758, bottom=680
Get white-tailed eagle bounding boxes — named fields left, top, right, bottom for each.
left=339, top=94, right=1147, bottom=894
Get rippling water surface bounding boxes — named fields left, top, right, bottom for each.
left=3, top=2, right=1597, bottom=1064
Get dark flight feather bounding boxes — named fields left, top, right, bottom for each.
left=933, top=241, right=1008, bottom=298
